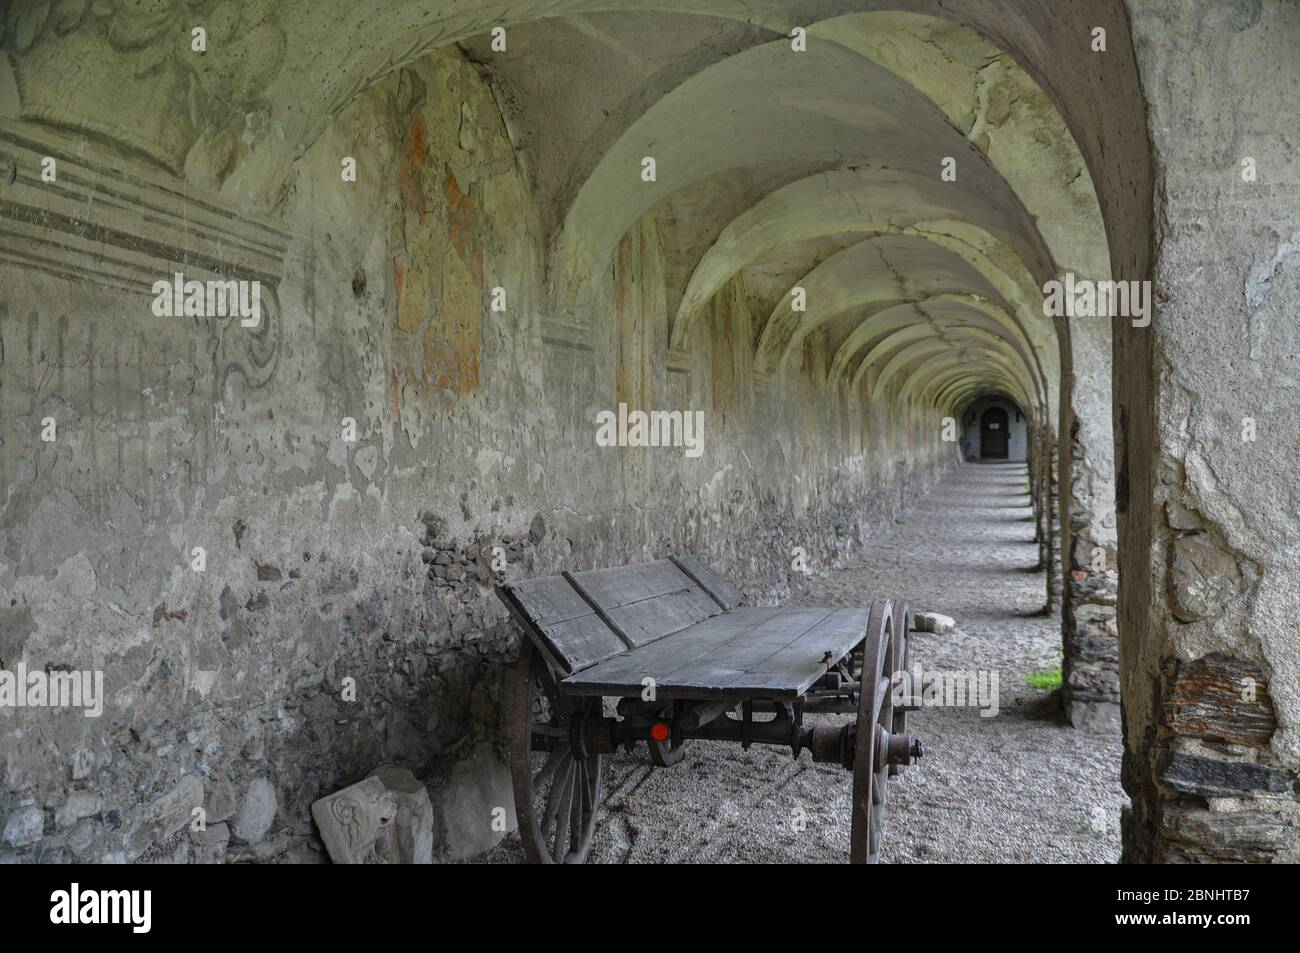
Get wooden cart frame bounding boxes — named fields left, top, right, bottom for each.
left=497, top=555, right=923, bottom=864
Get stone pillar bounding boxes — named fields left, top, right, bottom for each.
left=1060, top=325, right=1120, bottom=731
left=1062, top=445, right=1120, bottom=728
left=1028, top=425, right=1047, bottom=564
left=1033, top=425, right=1053, bottom=574
left=1120, top=0, right=1300, bottom=862
left=1045, top=441, right=1060, bottom=612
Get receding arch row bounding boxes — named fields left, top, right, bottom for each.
left=555, top=10, right=1107, bottom=295
left=867, top=329, right=1037, bottom=404
left=830, top=294, right=1040, bottom=394
left=754, top=233, right=1012, bottom=371
left=669, top=168, right=1055, bottom=348
left=662, top=192, right=1059, bottom=423
left=922, top=355, right=1037, bottom=411
left=554, top=29, right=1063, bottom=302
left=923, top=352, right=1034, bottom=408
left=836, top=311, right=1041, bottom=406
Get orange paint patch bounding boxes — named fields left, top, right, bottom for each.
left=423, top=165, right=483, bottom=404
left=392, top=110, right=483, bottom=413
left=444, top=167, right=484, bottom=286
left=400, top=114, right=431, bottom=220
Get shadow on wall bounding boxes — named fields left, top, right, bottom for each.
left=962, top=396, right=1027, bottom=462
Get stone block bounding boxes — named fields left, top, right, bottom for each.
left=311, top=768, right=433, bottom=864
left=1160, top=804, right=1295, bottom=863
left=1160, top=751, right=1294, bottom=799
left=232, top=776, right=277, bottom=845
left=312, top=777, right=396, bottom=864
left=369, top=767, right=434, bottom=864
left=1164, top=653, right=1275, bottom=747
left=126, top=775, right=204, bottom=859
left=2, top=804, right=44, bottom=848
left=1067, top=699, right=1121, bottom=732
left=56, top=791, right=101, bottom=830
left=192, top=822, right=231, bottom=864
left=1170, top=533, right=1242, bottom=622
left=913, top=611, right=955, bottom=635
left=429, top=742, right=515, bottom=860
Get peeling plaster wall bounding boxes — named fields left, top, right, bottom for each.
left=1120, top=0, right=1300, bottom=863
left=0, top=51, right=955, bottom=862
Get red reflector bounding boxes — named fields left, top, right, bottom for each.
left=650, top=722, right=670, bottom=742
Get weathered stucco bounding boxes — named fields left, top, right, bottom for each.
left=1119, top=0, right=1300, bottom=863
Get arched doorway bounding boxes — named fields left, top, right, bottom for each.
left=980, top=407, right=1009, bottom=460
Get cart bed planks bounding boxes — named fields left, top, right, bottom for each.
left=498, top=555, right=925, bottom=864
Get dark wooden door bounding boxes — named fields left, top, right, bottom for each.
left=980, top=407, right=1009, bottom=459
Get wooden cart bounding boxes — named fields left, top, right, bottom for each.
left=497, top=555, right=923, bottom=864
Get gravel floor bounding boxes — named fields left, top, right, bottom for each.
left=481, top=462, right=1125, bottom=863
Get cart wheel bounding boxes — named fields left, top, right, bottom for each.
left=647, top=736, right=688, bottom=767
left=849, top=600, right=894, bottom=864
left=889, top=600, right=913, bottom=778
left=510, top=638, right=602, bottom=864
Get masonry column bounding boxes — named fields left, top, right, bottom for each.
left=1060, top=323, right=1120, bottom=731
left=1120, top=0, right=1300, bottom=862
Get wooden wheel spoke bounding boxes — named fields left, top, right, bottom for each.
left=532, top=743, right=570, bottom=789
left=540, top=754, right=573, bottom=837
left=565, top=760, right=586, bottom=861
left=551, top=764, right=576, bottom=861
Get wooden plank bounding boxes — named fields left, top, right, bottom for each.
left=501, top=574, right=591, bottom=627
left=607, top=586, right=723, bottom=646
left=569, top=560, right=693, bottom=608
left=715, top=608, right=870, bottom=696
left=567, top=560, right=722, bottom=647
left=671, top=555, right=745, bottom=609
left=505, top=559, right=867, bottom=697
left=559, top=608, right=783, bottom=696
left=560, top=606, right=864, bottom=700
left=649, top=607, right=839, bottom=696
left=498, top=576, right=628, bottom=674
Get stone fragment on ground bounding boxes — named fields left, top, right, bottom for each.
left=914, top=611, right=956, bottom=634
left=372, top=767, right=434, bottom=863
left=426, top=741, right=515, bottom=860
left=311, top=767, right=433, bottom=863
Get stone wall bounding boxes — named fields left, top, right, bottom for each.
left=1119, top=0, right=1300, bottom=862
left=0, top=52, right=955, bottom=862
